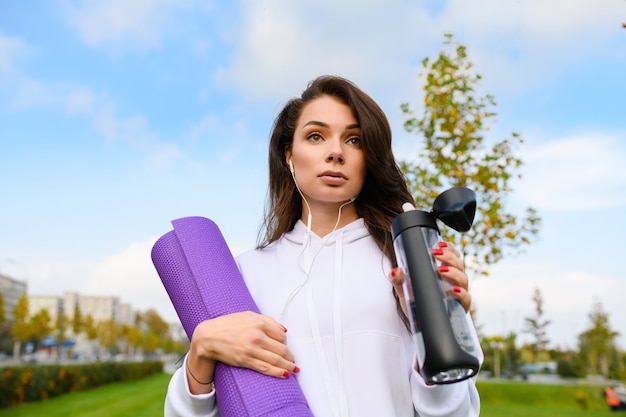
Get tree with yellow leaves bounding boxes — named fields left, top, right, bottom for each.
left=400, top=33, right=541, bottom=278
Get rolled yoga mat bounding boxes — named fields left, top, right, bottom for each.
left=151, top=216, right=312, bottom=417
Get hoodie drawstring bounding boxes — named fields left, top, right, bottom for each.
left=303, top=229, right=349, bottom=417
left=333, top=231, right=349, bottom=416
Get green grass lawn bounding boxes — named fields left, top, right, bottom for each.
left=0, top=373, right=618, bottom=417
left=0, top=372, right=171, bottom=417
left=478, top=380, right=616, bottom=417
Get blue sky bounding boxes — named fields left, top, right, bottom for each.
left=1, top=0, right=625, bottom=350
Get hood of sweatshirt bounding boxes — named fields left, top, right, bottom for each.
left=283, top=217, right=370, bottom=246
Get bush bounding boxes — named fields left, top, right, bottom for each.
left=0, top=361, right=163, bottom=409
left=556, top=358, right=576, bottom=378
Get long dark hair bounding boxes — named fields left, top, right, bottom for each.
left=260, top=75, right=413, bottom=326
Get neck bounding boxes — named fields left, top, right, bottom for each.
left=302, top=201, right=359, bottom=237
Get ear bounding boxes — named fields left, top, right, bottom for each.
left=284, top=148, right=292, bottom=167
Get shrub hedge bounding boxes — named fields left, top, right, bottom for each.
left=0, top=360, right=163, bottom=409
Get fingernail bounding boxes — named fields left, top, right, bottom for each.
left=438, top=242, right=448, bottom=248
left=293, top=366, right=300, bottom=373
left=453, top=286, right=461, bottom=293
left=438, top=265, right=449, bottom=273
left=432, top=249, right=444, bottom=256
left=391, top=267, right=397, bottom=277
left=283, top=370, right=291, bottom=378
left=279, top=324, right=288, bottom=333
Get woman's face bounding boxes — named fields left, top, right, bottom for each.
left=286, top=95, right=367, bottom=211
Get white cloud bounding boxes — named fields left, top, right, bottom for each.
left=517, top=133, right=626, bottom=211
left=444, top=0, right=620, bottom=43
left=215, top=1, right=431, bottom=101
left=76, top=234, right=257, bottom=325
left=471, top=260, right=626, bottom=349
left=187, top=111, right=258, bottom=166
left=437, top=0, right=625, bottom=93
left=214, top=0, right=625, bottom=112
left=10, top=76, right=191, bottom=174
left=0, top=34, right=28, bottom=75
left=62, top=0, right=206, bottom=52
left=143, top=142, right=185, bottom=172
left=82, top=236, right=179, bottom=321
left=5, top=239, right=179, bottom=324
left=92, top=102, right=156, bottom=145
left=65, top=87, right=97, bottom=115
left=11, top=78, right=96, bottom=115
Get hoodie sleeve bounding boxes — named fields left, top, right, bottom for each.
left=164, top=354, right=221, bottom=417
left=409, top=311, right=483, bottom=417
left=410, top=371, right=480, bottom=417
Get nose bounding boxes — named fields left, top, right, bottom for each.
left=327, top=152, right=344, bottom=163
left=326, top=139, right=344, bottom=164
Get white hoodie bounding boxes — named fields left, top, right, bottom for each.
left=164, top=218, right=482, bottom=417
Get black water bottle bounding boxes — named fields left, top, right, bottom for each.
left=391, top=187, right=481, bottom=384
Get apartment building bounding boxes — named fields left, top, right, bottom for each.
left=0, top=273, right=27, bottom=322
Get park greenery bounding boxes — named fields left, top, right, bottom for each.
left=0, top=292, right=188, bottom=364
left=0, top=360, right=163, bottom=409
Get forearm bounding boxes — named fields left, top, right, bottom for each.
left=164, top=354, right=220, bottom=417
left=186, top=344, right=217, bottom=395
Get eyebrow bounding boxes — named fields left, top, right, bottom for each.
left=302, top=121, right=360, bottom=130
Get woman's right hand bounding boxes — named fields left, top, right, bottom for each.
left=186, top=311, right=298, bottom=393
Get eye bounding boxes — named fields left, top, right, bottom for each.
left=307, top=132, right=324, bottom=142
left=346, top=136, right=361, bottom=146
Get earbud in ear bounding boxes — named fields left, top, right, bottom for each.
left=289, top=159, right=294, bottom=173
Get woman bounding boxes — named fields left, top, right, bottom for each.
left=165, top=75, right=482, bottom=416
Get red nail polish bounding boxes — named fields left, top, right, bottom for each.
left=453, top=286, right=461, bottom=293
left=293, top=366, right=300, bottom=373
left=391, top=268, right=397, bottom=277
left=283, top=371, right=291, bottom=378
left=438, top=241, right=448, bottom=248
left=438, top=265, right=449, bottom=273
left=432, top=248, right=444, bottom=256
left=279, top=324, right=288, bottom=333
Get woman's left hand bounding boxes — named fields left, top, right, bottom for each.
left=389, top=241, right=472, bottom=313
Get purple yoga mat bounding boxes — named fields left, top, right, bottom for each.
left=151, top=216, right=312, bottom=417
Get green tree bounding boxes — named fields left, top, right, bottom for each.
left=72, top=304, right=83, bottom=335
left=141, top=309, right=169, bottom=336
left=30, top=308, right=53, bottom=343
left=10, top=292, right=29, bottom=361
left=400, top=33, right=541, bottom=277
left=482, top=335, right=505, bottom=378
left=54, top=313, right=69, bottom=359
left=0, top=292, right=10, bottom=355
left=523, top=287, right=551, bottom=364
left=481, top=331, right=520, bottom=379
left=81, top=314, right=99, bottom=359
left=0, top=292, right=6, bottom=324
left=98, top=319, right=119, bottom=355
left=119, top=323, right=143, bottom=357
left=501, top=332, right=521, bottom=378
left=139, top=309, right=169, bottom=356
left=82, top=314, right=98, bottom=341
left=577, top=301, right=620, bottom=378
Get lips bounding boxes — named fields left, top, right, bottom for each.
left=319, top=170, right=348, bottom=186
left=319, top=170, right=347, bottom=180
